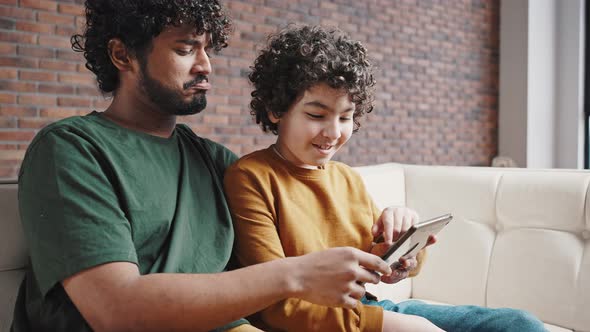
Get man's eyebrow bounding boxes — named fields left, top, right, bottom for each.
left=304, top=101, right=354, bottom=113
left=175, top=34, right=212, bottom=47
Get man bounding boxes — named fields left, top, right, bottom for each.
left=11, top=1, right=394, bottom=331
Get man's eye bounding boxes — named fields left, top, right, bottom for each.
left=340, top=117, right=352, bottom=121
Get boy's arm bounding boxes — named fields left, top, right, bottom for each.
left=224, top=166, right=385, bottom=332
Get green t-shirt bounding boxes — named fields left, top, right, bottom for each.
left=11, top=112, right=246, bottom=331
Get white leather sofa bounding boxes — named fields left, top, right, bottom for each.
left=1, top=164, right=589, bottom=331
left=357, top=164, right=590, bottom=332
left=1, top=180, right=21, bottom=332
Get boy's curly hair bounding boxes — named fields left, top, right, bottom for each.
left=249, top=25, right=376, bottom=134
left=71, top=0, right=232, bottom=94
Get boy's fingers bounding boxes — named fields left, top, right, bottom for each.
left=399, top=257, right=418, bottom=271
left=401, top=214, right=412, bottom=233
left=382, top=210, right=395, bottom=244
left=426, top=234, right=437, bottom=246
left=392, top=209, right=404, bottom=242
left=371, top=222, right=383, bottom=238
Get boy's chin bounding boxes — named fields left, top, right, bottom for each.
left=314, top=157, right=333, bottom=166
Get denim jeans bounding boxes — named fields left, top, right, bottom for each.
left=361, top=298, right=547, bottom=332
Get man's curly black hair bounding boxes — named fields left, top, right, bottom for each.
left=71, top=0, right=232, bottom=94
left=249, top=25, right=376, bottom=134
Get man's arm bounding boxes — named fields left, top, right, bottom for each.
left=63, top=247, right=391, bottom=332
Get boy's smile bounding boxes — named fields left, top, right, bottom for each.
left=271, top=83, right=355, bottom=169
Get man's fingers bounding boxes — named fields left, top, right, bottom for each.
left=356, top=250, right=392, bottom=277
left=355, top=266, right=381, bottom=284
left=342, top=296, right=359, bottom=309
left=348, top=282, right=366, bottom=300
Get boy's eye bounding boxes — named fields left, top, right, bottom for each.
left=176, top=49, right=194, bottom=56
left=340, top=117, right=352, bottom=121
left=306, top=113, right=323, bottom=119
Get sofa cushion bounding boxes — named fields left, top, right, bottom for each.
left=366, top=165, right=590, bottom=332
left=491, top=170, right=590, bottom=330
left=0, top=182, right=26, bottom=332
left=403, top=165, right=501, bottom=306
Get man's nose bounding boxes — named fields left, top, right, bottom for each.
left=191, top=50, right=211, bottom=75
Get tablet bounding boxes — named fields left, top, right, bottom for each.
left=380, top=213, right=453, bottom=268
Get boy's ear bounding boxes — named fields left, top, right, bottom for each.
left=107, top=38, right=134, bottom=72
left=268, top=111, right=280, bottom=124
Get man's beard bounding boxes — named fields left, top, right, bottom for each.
left=138, top=61, right=207, bottom=116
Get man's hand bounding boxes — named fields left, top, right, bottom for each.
left=287, top=247, right=392, bottom=309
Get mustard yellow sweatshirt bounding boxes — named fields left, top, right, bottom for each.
left=224, top=147, right=422, bottom=332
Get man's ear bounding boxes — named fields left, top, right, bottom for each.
left=268, top=111, right=280, bottom=124
left=107, top=38, right=134, bottom=72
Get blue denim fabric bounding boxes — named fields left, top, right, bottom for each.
left=361, top=298, right=547, bottom=332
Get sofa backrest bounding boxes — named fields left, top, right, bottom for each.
left=0, top=181, right=25, bottom=332
left=356, top=163, right=590, bottom=332
left=3, top=165, right=590, bottom=331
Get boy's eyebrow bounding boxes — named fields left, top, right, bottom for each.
left=304, top=101, right=354, bottom=113
left=175, top=39, right=202, bottom=45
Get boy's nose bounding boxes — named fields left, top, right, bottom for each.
left=322, top=121, right=341, bottom=140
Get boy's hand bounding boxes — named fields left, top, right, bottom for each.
left=372, top=206, right=420, bottom=245
left=370, top=206, right=437, bottom=284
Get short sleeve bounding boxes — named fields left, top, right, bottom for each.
left=18, top=129, right=137, bottom=296
left=201, top=137, right=238, bottom=170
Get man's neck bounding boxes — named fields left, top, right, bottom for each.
left=103, top=94, right=177, bottom=138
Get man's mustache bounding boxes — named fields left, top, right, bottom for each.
left=183, top=75, right=209, bottom=89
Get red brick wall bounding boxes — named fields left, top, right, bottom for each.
left=0, top=0, right=499, bottom=179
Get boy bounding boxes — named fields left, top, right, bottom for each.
left=224, top=25, right=547, bottom=332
